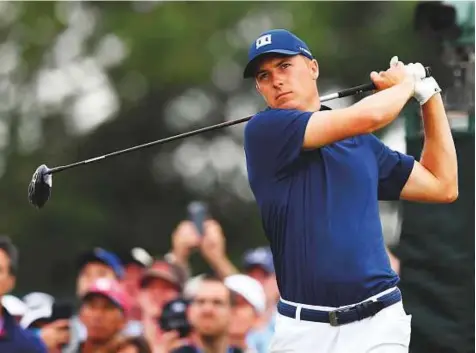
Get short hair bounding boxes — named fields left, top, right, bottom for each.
left=0, top=236, right=18, bottom=275
left=199, top=273, right=236, bottom=306
left=118, top=336, right=151, bottom=353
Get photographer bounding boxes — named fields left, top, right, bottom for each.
left=137, top=259, right=186, bottom=351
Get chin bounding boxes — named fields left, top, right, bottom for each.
left=273, top=99, right=301, bottom=110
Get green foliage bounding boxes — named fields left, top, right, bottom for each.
left=0, top=1, right=433, bottom=296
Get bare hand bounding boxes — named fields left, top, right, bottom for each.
left=39, top=319, right=70, bottom=350
left=199, top=219, right=226, bottom=263
left=370, top=59, right=413, bottom=91
left=137, top=290, right=161, bottom=318
left=172, top=220, right=202, bottom=262
left=153, top=330, right=183, bottom=353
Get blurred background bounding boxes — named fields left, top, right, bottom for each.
left=0, top=1, right=473, bottom=353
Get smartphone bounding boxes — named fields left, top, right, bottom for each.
left=187, top=201, right=208, bottom=236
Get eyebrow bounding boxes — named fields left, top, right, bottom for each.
left=255, top=58, right=289, bottom=77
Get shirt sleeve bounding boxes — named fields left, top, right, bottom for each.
left=366, top=134, right=415, bottom=200
left=244, top=109, right=313, bottom=180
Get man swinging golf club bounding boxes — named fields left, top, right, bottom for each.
left=242, top=29, right=458, bottom=353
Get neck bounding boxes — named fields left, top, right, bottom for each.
left=200, top=334, right=229, bottom=353
left=309, top=92, right=321, bottom=111
left=82, top=339, right=111, bottom=353
left=228, top=333, right=247, bottom=350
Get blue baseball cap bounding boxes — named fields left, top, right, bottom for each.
left=243, top=29, right=314, bottom=78
left=77, top=247, right=124, bottom=279
left=242, top=246, right=275, bottom=274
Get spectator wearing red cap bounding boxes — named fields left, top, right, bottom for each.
left=118, top=247, right=153, bottom=337
left=78, top=278, right=138, bottom=353
left=137, top=260, right=186, bottom=350
left=63, top=248, right=125, bottom=353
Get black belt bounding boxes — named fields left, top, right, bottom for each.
left=277, top=288, right=402, bottom=327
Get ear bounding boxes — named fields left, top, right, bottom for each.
left=255, top=81, right=262, bottom=95
left=310, top=59, right=319, bottom=80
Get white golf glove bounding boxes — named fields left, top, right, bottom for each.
left=390, top=56, right=442, bottom=105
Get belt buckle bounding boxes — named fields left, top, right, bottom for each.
left=329, top=310, right=339, bottom=326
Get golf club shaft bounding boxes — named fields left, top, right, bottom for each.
left=45, top=70, right=429, bottom=175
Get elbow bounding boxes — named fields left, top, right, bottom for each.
left=440, top=182, right=459, bottom=203
left=444, top=189, right=458, bottom=203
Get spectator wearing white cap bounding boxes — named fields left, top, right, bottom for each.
left=21, top=292, right=71, bottom=353
left=1, top=295, right=27, bottom=323
left=225, top=274, right=266, bottom=353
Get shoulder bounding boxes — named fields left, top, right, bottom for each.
left=16, top=327, right=47, bottom=352
left=249, top=108, right=311, bottom=122
left=245, top=108, right=312, bottom=136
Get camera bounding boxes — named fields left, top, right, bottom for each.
left=158, top=298, right=192, bottom=338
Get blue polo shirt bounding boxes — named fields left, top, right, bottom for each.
left=244, top=106, right=415, bottom=307
left=0, top=306, right=47, bottom=353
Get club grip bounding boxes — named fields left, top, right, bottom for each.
left=338, top=66, right=431, bottom=99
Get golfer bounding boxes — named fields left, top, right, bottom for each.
left=243, top=29, right=458, bottom=353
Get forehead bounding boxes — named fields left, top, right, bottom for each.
left=81, top=262, right=113, bottom=273
left=83, top=293, right=117, bottom=308
left=195, top=281, right=229, bottom=299
left=255, top=54, right=302, bottom=72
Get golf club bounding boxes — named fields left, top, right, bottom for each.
left=28, top=67, right=431, bottom=209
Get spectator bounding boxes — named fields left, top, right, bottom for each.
left=116, top=336, right=152, bottom=353
left=137, top=260, right=186, bottom=349
left=119, top=247, right=153, bottom=336
left=64, top=247, right=125, bottom=352
left=171, top=274, right=243, bottom=353
left=241, top=247, right=278, bottom=353
left=1, top=294, right=27, bottom=323
left=78, top=277, right=135, bottom=352
left=76, top=248, right=125, bottom=298
left=21, top=292, right=71, bottom=353
left=225, top=274, right=266, bottom=353
left=242, top=247, right=274, bottom=286
left=0, top=236, right=47, bottom=352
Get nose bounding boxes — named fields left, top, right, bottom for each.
left=271, top=73, right=284, bottom=89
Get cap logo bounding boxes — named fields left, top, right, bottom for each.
left=96, top=278, right=113, bottom=290
left=256, top=34, right=272, bottom=50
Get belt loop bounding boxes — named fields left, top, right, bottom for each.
left=295, top=305, right=302, bottom=321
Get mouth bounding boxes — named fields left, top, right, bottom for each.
left=276, top=92, right=291, bottom=100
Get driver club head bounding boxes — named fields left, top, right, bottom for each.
left=28, top=164, right=52, bottom=209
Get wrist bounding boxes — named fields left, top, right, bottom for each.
left=168, top=248, right=190, bottom=264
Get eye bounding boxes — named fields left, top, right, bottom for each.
left=257, top=72, right=268, bottom=81
left=281, top=62, right=291, bottom=69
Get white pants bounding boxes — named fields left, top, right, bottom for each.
left=268, top=288, right=411, bottom=353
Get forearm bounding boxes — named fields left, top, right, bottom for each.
left=353, top=80, right=414, bottom=131
left=420, top=94, right=458, bottom=191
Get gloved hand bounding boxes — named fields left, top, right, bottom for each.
left=390, top=56, right=442, bottom=105
left=413, top=76, right=442, bottom=105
